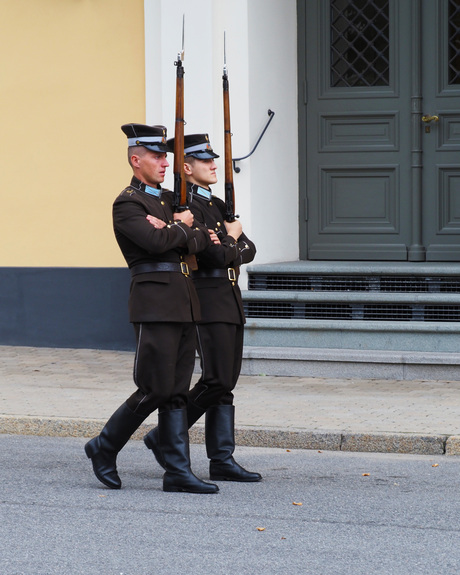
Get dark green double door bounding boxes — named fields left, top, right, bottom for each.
left=299, top=0, right=460, bottom=261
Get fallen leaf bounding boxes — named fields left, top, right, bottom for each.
left=318, top=450, right=322, bottom=453
left=292, top=502, right=303, bottom=506
left=281, top=537, right=286, bottom=540
left=257, top=527, right=265, bottom=531
left=286, top=449, right=291, bottom=452
left=362, top=473, right=370, bottom=477
left=432, top=463, right=439, bottom=467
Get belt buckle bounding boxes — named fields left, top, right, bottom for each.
left=180, top=261, right=190, bottom=276
left=227, top=267, right=236, bottom=282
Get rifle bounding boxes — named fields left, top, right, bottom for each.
left=222, top=32, right=238, bottom=222
left=173, top=16, right=187, bottom=212
left=172, top=17, right=198, bottom=271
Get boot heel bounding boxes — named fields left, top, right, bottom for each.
left=163, top=485, right=181, bottom=493
left=209, top=474, right=226, bottom=481
left=144, top=429, right=166, bottom=469
left=143, top=434, right=153, bottom=450
left=84, top=438, right=97, bottom=459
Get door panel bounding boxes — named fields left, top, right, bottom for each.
left=422, top=0, right=460, bottom=260
left=302, top=0, right=411, bottom=260
left=299, top=0, right=460, bottom=261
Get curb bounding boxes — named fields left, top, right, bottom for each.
left=1, top=415, right=459, bottom=456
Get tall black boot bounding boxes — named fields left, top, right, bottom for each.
left=84, top=402, right=147, bottom=489
left=206, top=405, right=262, bottom=482
left=144, top=400, right=205, bottom=470
left=159, top=409, right=219, bottom=494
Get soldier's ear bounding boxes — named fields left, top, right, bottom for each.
left=131, top=153, right=141, bottom=168
left=184, top=162, right=193, bottom=176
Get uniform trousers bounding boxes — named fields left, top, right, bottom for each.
left=126, top=321, right=196, bottom=416
left=189, top=322, right=244, bottom=409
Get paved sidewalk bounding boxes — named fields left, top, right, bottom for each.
left=1, top=345, right=460, bottom=455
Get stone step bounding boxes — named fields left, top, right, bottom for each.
left=247, top=260, right=460, bottom=276
left=247, top=261, right=460, bottom=294
left=240, top=345, right=460, bottom=381
left=243, top=317, right=460, bottom=352
left=241, top=261, right=460, bottom=379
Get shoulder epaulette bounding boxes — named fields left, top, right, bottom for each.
left=119, top=186, right=137, bottom=197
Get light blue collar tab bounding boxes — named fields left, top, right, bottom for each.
left=144, top=185, right=162, bottom=197
left=196, top=186, right=212, bottom=201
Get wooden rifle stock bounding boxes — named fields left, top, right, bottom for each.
left=223, top=63, right=237, bottom=222
left=173, top=54, right=187, bottom=212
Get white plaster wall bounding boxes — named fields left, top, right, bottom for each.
left=145, top=0, right=217, bottom=167
left=247, top=0, right=299, bottom=265
left=144, top=0, right=299, bottom=283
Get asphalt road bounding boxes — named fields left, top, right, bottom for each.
left=1, top=434, right=460, bottom=575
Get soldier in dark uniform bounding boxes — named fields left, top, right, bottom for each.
left=85, top=124, right=219, bottom=494
left=144, top=134, right=262, bottom=482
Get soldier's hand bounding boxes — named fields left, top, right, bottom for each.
left=208, top=229, right=220, bottom=245
left=146, top=215, right=167, bottom=229
left=173, top=210, right=194, bottom=227
left=224, top=219, right=242, bottom=241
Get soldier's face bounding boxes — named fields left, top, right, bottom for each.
left=184, top=158, right=218, bottom=188
left=133, top=150, right=169, bottom=187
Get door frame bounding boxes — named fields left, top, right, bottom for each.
left=297, top=0, right=432, bottom=262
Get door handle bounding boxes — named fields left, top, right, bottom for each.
left=421, top=115, right=439, bottom=123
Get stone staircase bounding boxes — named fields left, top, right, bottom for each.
left=240, top=261, right=460, bottom=381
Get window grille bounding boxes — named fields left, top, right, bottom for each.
left=448, top=0, right=460, bottom=84
left=248, top=275, right=460, bottom=293
left=330, top=0, right=390, bottom=87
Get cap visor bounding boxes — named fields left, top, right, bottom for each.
left=189, top=151, right=220, bottom=159
left=143, top=143, right=169, bottom=153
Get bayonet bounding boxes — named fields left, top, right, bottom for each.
left=178, top=13, right=185, bottom=62
left=223, top=31, right=228, bottom=78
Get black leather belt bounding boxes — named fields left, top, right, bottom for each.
left=192, top=267, right=237, bottom=281
left=130, top=262, right=189, bottom=277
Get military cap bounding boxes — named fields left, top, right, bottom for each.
left=121, top=123, right=169, bottom=153
left=167, top=133, right=219, bottom=159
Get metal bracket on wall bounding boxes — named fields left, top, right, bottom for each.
left=232, top=109, right=275, bottom=173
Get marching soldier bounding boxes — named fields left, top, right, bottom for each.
left=144, top=133, right=262, bottom=483
left=85, top=124, right=219, bottom=494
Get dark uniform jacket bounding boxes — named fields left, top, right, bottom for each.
left=113, top=177, right=211, bottom=324
left=188, top=183, right=256, bottom=325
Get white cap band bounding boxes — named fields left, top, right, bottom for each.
left=184, top=143, right=211, bottom=154
left=128, top=136, right=165, bottom=146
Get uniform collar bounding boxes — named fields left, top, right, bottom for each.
left=190, top=183, right=212, bottom=201
left=130, top=176, right=162, bottom=198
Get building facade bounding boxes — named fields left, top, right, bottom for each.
left=1, top=0, right=459, bottom=371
